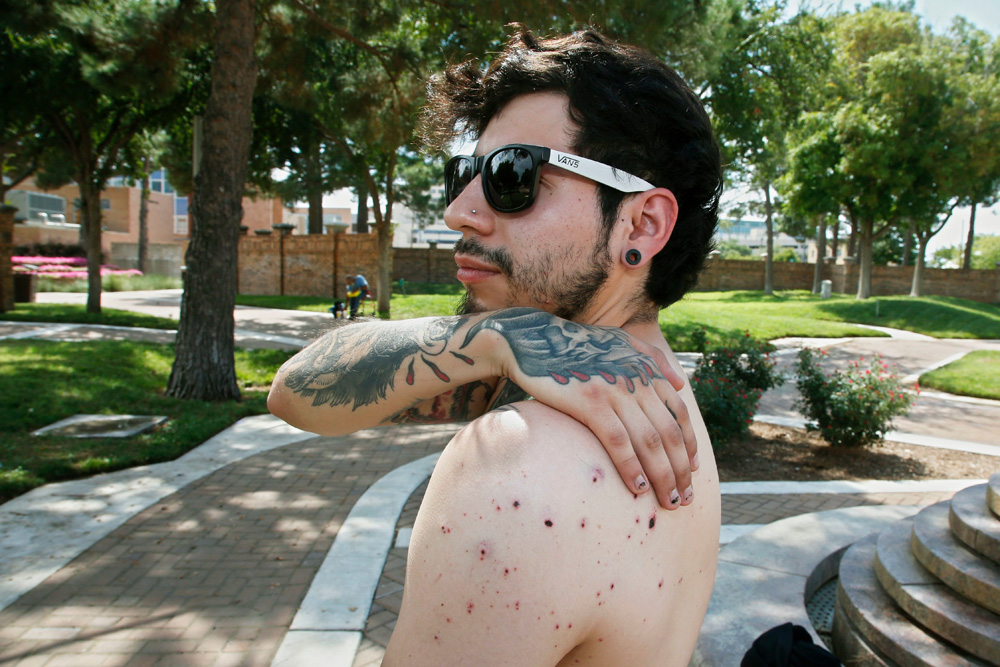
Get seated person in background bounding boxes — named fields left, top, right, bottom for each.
left=345, top=273, right=369, bottom=318
left=270, top=25, right=723, bottom=666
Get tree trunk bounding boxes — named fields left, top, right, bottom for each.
left=812, top=215, right=826, bottom=294
left=763, top=182, right=773, bottom=295
left=856, top=218, right=873, bottom=299
left=831, top=217, right=839, bottom=262
left=167, top=0, right=256, bottom=401
left=355, top=175, right=369, bottom=234
left=77, top=174, right=103, bottom=314
left=962, top=203, right=977, bottom=270
left=305, top=129, right=323, bottom=235
left=900, top=220, right=913, bottom=267
left=364, top=159, right=395, bottom=317
left=138, top=157, right=151, bottom=273
left=909, top=235, right=928, bottom=297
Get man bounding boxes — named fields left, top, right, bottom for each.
left=345, top=273, right=369, bottom=319
left=269, top=27, right=722, bottom=666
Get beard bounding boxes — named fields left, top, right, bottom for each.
left=454, top=236, right=612, bottom=321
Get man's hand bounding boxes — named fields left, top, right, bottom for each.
left=465, top=308, right=699, bottom=510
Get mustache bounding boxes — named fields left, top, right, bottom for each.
left=454, top=237, right=514, bottom=277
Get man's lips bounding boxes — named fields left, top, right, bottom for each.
left=454, top=254, right=501, bottom=283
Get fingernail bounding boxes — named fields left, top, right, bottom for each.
left=682, top=485, right=694, bottom=503
left=692, top=453, right=700, bottom=471
left=634, top=475, right=648, bottom=492
left=670, top=489, right=680, bottom=505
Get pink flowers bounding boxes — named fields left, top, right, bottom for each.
left=11, top=256, right=141, bottom=279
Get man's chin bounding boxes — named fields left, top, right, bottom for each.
left=456, top=289, right=484, bottom=316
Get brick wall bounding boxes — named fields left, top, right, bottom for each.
left=237, top=241, right=1000, bottom=304
left=392, top=246, right=462, bottom=285
left=696, top=259, right=999, bottom=303
left=238, top=232, right=381, bottom=300
left=0, top=206, right=14, bottom=312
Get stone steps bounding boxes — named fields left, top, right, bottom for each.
left=911, top=501, right=1000, bottom=616
left=833, top=480, right=1000, bottom=666
left=835, top=533, right=987, bottom=666
left=951, top=483, right=1000, bottom=566
left=987, top=473, right=1000, bottom=518
left=874, top=519, right=1000, bottom=665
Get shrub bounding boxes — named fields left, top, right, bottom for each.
left=691, top=330, right=784, bottom=445
left=794, top=348, right=916, bottom=448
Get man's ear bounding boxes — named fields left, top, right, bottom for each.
left=620, top=188, right=678, bottom=268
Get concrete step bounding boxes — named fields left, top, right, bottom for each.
left=831, top=605, right=896, bottom=667
left=874, top=518, right=1000, bottom=665
left=834, top=533, right=988, bottom=666
left=911, top=502, right=1000, bottom=616
left=988, top=473, right=1000, bottom=518
left=950, top=483, right=1000, bottom=566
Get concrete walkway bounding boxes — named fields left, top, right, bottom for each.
left=1, top=290, right=998, bottom=666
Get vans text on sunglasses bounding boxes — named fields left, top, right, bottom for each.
left=444, top=144, right=655, bottom=214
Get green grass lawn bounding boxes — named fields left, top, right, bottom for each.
left=0, top=340, right=294, bottom=503
left=35, top=273, right=183, bottom=292
left=662, top=291, right=1000, bottom=346
left=0, top=303, right=178, bottom=329
left=235, top=281, right=466, bottom=320
left=919, top=351, right=1000, bottom=401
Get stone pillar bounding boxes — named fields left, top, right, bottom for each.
left=0, top=205, right=15, bottom=313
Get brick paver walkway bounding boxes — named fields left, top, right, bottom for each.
left=0, top=426, right=457, bottom=667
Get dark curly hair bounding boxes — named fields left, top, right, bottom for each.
left=421, top=26, right=722, bottom=309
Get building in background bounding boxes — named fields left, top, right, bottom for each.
left=716, top=218, right=809, bottom=261
left=8, top=169, right=292, bottom=276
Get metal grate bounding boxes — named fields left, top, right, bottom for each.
left=806, top=577, right=839, bottom=650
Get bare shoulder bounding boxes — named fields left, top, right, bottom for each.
left=385, top=402, right=721, bottom=667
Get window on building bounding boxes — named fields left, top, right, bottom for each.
left=150, top=169, right=175, bottom=194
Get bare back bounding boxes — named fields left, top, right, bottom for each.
left=385, top=347, right=720, bottom=666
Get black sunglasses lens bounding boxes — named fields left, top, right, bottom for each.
left=446, top=157, right=474, bottom=204
left=484, top=147, right=536, bottom=212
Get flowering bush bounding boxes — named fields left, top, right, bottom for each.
left=11, top=256, right=141, bottom=279
left=691, top=330, right=784, bottom=445
left=794, top=348, right=916, bottom=448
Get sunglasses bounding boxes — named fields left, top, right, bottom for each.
left=444, top=144, right=655, bottom=213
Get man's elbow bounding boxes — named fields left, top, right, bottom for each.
left=267, top=378, right=297, bottom=425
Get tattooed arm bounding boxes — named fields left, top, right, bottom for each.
left=267, top=314, right=502, bottom=435
left=268, top=307, right=697, bottom=508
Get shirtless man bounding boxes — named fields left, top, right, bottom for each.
left=268, top=27, right=722, bottom=666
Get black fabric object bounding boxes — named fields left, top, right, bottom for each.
left=741, top=623, right=842, bottom=667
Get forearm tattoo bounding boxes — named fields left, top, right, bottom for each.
left=281, top=318, right=469, bottom=410
left=462, top=308, right=662, bottom=392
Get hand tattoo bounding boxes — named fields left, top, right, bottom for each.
left=462, top=308, right=662, bottom=393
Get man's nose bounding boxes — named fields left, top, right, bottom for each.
left=444, top=174, right=495, bottom=236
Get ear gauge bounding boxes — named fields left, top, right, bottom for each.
left=625, top=249, right=642, bottom=266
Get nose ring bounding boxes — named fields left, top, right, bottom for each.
left=471, top=209, right=477, bottom=214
